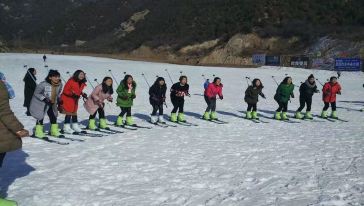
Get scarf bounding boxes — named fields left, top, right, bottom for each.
left=50, top=80, right=61, bottom=103
left=0, top=72, right=15, bottom=99
left=305, top=80, right=316, bottom=88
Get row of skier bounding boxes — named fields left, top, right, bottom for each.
left=20, top=67, right=348, bottom=139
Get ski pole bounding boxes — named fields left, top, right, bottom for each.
left=86, top=75, right=95, bottom=89
left=245, top=76, right=251, bottom=87
left=108, top=69, right=119, bottom=85
left=202, top=74, right=206, bottom=81
left=271, top=76, right=279, bottom=86
left=94, top=78, right=100, bottom=85
left=24, top=65, right=37, bottom=84
left=165, top=69, right=174, bottom=84
left=316, top=78, right=324, bottom=86
left=141, top=73, right=150, bottom=87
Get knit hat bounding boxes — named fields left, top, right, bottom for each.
left=308, top=74, right=315, bottom=80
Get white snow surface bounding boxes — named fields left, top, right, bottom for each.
left=0, top=53, right=363, bottom=206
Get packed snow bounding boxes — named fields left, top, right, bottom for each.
left=0, top=53, right=363, bottom=206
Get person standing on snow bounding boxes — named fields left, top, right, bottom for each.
left=43, top=54, right=47, bottom=62
left=60, top=70, right=88, bottom=134
left=321, top=76, right=342, bottom=119
left=29, top=70, right=63, bottom=138
left=294, top=74, right=319, bottom=119
left=203, top=77, right=223, bottom=120
left=149, top=77, right=167, bottom=124
left=84, top=77, right=113, bottom=130
left=23, top=67, right=37, bottom=116
left=274, top=76, right=295, bottom=120
left=0, top=73, right=29, bottom=206
left=244, top=78, right=265, bottom=119
left=170, top=76, right=190, bottom=122
left=115, top=75, right=137, bottom=126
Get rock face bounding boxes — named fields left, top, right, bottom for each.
left=115, top=10, right=150, bottom=38
left=0, top=39, right=8, bottom=52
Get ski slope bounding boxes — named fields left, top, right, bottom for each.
left=0, top=53, right=363, bottom=206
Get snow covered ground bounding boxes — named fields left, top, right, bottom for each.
left=0, top=53, right=363, bottom=206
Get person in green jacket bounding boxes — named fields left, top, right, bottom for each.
left=115, top=74, right=136, bottom=126
left=273, top=76, right=295, bottom=120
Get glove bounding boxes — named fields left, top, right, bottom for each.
left=290, top=93, right=295, bottom=98
left=162, top=97, right=166, bottom=102
left=337, top=91, right=341, bottom=95
left=107, top=97, right=113, bottom=102
left=43, top=98, right=52, bottom=105
left=315, top=90, right=320, bottom=93
left=131, top=94, right=136, bottom=99
left=121, top=96, right=128, bottom=100
left=219, top=95, right=223, bottom=100
left=82, top=93, right=88, bottom=99
left=15, top=129, right=29, bottom=138
left=72, top=94, right=80, bottom=99
left=261, top=93, right=266, bottom=99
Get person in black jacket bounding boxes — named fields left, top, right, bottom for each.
left=170, top=76, right=190, bottom=122
left=23, top=68, right=37, bottom=116
left=244, top=78, right=265, bottom=119
left=149, top=77, right=167, bottom=123
left=295, top=74, right=319, bottom=119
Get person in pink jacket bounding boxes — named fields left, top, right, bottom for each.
left=203, top=77, right=223, bottom=120
left=84, top=77, right=114, bottom=130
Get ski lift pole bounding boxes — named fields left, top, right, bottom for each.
left=108, top=69, right=119, bottom=85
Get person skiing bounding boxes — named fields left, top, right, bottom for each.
left=321, top=76, right=342, bottom=119
left=23, top=67, right=37, bottom=116
left=43, top=54, right=47, bottom=62
left=60, top=70, right=87, bottom=134
left=295, top=74, right=319, bottom=119
left=115, top=75, right=136, bottom=126
left=0, top=73, right=29, bottom=206
left=149, top=77, right=167, bottom=124
left=84, top=77, right=113, bottom=130
left=203, top=79, right=210, bottom=89
left=244, top=78, right=265, bottom=119
left=274, top=76, right=294, bottom=120
left=170, top=76, right=190, bottom=122
left=29, top=70, right=63, bottom=138
left=203, top=77, right=223, bottom=120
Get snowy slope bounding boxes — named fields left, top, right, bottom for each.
left=0, top=53, right=363, bottom=206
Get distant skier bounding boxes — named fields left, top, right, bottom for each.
left=84, top=77, right=114, bottom=130
left=170, top=76, right=189, bottom=122
left=43, top=54, right=47, bottom=62
left=0, top=72, right=29, bottom=206
left=149, top=77, right=167, bottom=124
left=115, top=75, right=137, bottom=126
left=30, top=70, right=63, bottom=138
left=23, top=68, right=37, bottom=116
left=295, top=74, right=319, bottom=119
left=274, top=76, right=294, bottom=120
left=203, top=79, right=210, bottom=89
left=60, top=70, right=88, bottom=134
left=244, top=78, right=265, bottom=119
left=321, top=76, right=342, bottom=119
left=203, top=77, right=223, bottom=120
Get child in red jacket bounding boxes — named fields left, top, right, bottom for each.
left=321, top=76, right=342, bottom=119
left=60, top=70, right=88, bottom=134
left=203, top=77, right=223, bottom=120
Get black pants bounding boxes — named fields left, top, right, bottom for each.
left=204, top=95, right=216, bottom=112
left=323, top=102, right=336, bottom=111
left=119, top=107, right=132, bottom=117
left=65, top=115, right=78, bottom=124
left=276, top=101, right=288, bottom=112
left=247, top=103, right=257, bottom=112
left=297, top=98, right=312, bottom=112
left=37, top=105, right=57, bottom=125
left=0, top=152, right=6, bottom=168
left=89, top=107, right=105, bottom=119
left=171, top=98, right=184, bottom=113
left=151, top=104, right=163, bottom=115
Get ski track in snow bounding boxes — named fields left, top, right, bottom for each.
left=0, top=53, right=363, bottom=206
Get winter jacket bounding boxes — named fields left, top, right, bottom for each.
left=322, top=82, right=341, bottom=103
left=299, top=80, right=318, bottom=100
left=244, top=85, right=264, bottom=104
left=23, top=72, right=37, bottom=107
left=149, top=84, right=167, bottom=105
left=170, top=83, right=189, bottom=101
left=204, top=83, right=223, bottom=99
left=30, top=81, right=63, bottom=120
left=84, top=84, right=113, bottom=115
left=0, top=81, right=23, bottom=153
left=116, top=80, right=136, bottom=108
left=274, top=83, right=294, bottom=103
left=60, top=78, right=86, bottom=114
